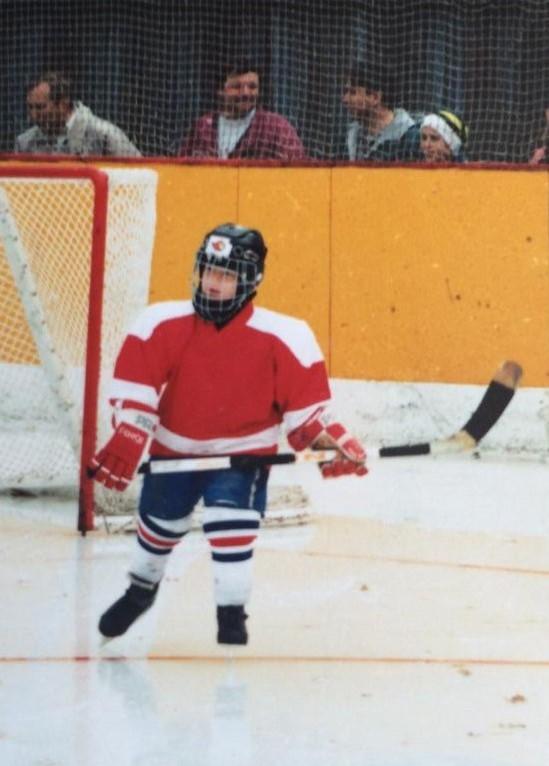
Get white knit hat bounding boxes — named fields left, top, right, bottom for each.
left=421, top=110, right=468, bottom=157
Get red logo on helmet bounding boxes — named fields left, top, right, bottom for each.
left=205, top=235, right=232, bottom=258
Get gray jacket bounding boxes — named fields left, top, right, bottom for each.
left=15, top=102, right=141, bottom=157
left=347, top=108, right=418, bottom=161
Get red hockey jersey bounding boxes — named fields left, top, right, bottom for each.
left=109, top=300, right=331, bottom=456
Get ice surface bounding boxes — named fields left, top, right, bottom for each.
left=1, top=455, right=549, bottom=765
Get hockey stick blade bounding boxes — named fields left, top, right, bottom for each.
left=139, top=449, right=339, bottom=475
left=377, top=360, right=523, bottom=458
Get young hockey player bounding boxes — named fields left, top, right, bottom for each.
left=89, top=223, right=367, bottom=645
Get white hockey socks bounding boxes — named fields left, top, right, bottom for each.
left=202, top=506, right=261, bottom=606
left=130, top=512, right=193, bottom=584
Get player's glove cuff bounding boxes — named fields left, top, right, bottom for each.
left=114, top=406, right=159, bottom=435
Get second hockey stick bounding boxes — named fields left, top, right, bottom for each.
left=376, top=359, right=522, bottom=457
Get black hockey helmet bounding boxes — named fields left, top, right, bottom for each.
left=192, top=223, right=267, bottom=324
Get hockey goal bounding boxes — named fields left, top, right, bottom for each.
left=0, top=166, right=312, bottom=535
left=0, top=165, right=158, bottom=532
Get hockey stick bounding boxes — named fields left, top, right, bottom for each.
left=138, top=449, right=338, bottom=474
left=376, top=359, right=522, bottom=457
left=138, top=360, right=522, bottom=474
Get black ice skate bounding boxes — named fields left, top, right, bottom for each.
left=99, top=575, right=159, bottom=639
left=217, top=605, right=248, bottom=645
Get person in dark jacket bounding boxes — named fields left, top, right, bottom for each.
left=341, top=62, right=421, bottom=162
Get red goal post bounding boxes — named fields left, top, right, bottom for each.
left=0, top=165, right=158, bottom=532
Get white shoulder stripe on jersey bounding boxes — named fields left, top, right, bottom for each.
left=129, top=300, right=194, bottom=341
left=247, top=307, right=324, bottom=367
left=109, top=378, right=159, bottom=409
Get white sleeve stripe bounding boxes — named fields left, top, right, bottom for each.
left=109, top=378, right=159, bottom=409
left=283, top=401, right=331, bottom=433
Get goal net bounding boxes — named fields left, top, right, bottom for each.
left=0, top=166, right=158, bottom=532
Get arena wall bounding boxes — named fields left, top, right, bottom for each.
left=147, top=164, right=548, bottom=387
left=0, top=160, right=545, bottom=386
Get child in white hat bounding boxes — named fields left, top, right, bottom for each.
left=420, top=109, right=468, bottom=162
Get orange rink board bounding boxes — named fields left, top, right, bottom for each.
left=330, top=167, right=549, bottom=384
left=1, top=161, right=547, bottom=385
left=147, top=163, right=548, bottom=386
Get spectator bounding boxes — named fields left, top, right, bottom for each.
left=419, top=110, right=468, bottom=162
left=15, top=71, right=141, bottom=157
left=341, top=62, right=421, bottom=161
left=179, top=60, right=305, bottom=161
left=529, top=107, right=549, bottom=164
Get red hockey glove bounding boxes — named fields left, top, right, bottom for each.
left=287, top=408, right=368, bottom=479
left=89, top=421, right=150, bottom=491
left=318, top=423, right=368, bottom=479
